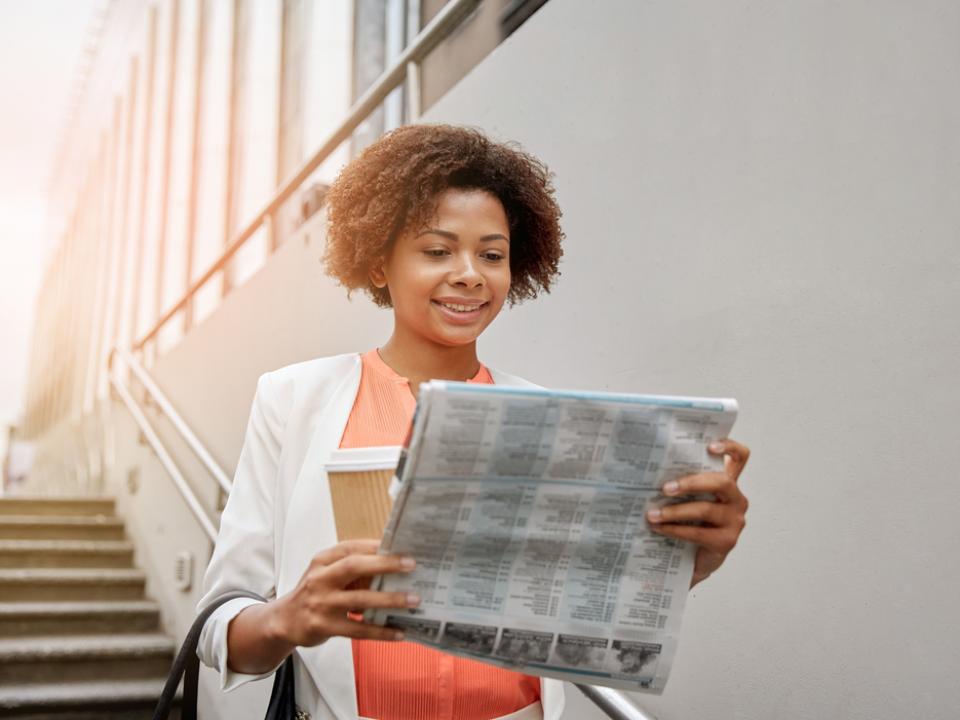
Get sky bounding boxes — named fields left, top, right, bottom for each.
left=0, top=0, right=102, bottom=428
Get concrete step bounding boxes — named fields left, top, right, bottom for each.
left=0, top=539, right=135, bottom=568
left=0, top=600, right=161, bottom=637
left=0, top=633, right=175, bottom=685
left=0, top=678, right=180, bottom=718
left=0, top=710, right=179, bottom=720
left=0, top=497, right=115, bottom=517
left=0, top=515, right=125, bottom=541
left=0, top=568, right=146, bottom=601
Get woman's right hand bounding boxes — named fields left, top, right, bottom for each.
left=270, top=539, right=420, bottom=647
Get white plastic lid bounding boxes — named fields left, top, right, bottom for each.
left=323, top=445, right=402, bottom=472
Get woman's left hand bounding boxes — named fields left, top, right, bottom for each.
left=646, top=439, right=751, bottom=587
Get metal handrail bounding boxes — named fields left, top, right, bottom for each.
left=575, top=684, right=659, bottom=720
left=134, top=0, right=483, bottom=351
left=112, top=348, right=232, bottom=495
left=108, top=363, right=217, bottom=542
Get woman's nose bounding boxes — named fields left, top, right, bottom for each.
left=449, top=252, right=484, bottom=286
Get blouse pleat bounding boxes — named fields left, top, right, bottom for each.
left=341, top=350, right=541, bottom=720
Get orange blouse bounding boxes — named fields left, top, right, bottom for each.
left=340, top=349, right=541, bottom=720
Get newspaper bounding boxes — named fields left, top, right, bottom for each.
left=367, top=381, right=738, bottom=692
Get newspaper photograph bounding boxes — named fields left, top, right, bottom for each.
left=367, top=381, right=738, bottom=692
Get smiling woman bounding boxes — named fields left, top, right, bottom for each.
left=195, top=123, right=750, bottom=720
left=196, top=123, right=573, bottom=720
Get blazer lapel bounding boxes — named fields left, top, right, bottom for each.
left=541, top=678, right=566, bottom=720
left=488, top=367, right=542, bottom=389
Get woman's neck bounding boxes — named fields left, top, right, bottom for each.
left=378, top=331, right=481, bottom=398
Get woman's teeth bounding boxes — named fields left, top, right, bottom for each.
left=440, top=302, right=483, bottom=312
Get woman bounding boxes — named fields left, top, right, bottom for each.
left=197, top=125, right=750, bottom=720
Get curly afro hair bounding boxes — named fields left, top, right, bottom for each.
left=322, top=124, right=563, bottom=308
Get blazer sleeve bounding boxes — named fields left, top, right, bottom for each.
left=196, top=371, right=288, bottom=691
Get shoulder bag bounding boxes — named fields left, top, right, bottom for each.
left=152, top=590, right=296, bottom=720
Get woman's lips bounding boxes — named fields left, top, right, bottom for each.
left=431, top=299, right=488, bottom=324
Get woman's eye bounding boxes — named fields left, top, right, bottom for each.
left=424, top=249, right=449, bottom=257
left=482, top=253, right=505, bottom=262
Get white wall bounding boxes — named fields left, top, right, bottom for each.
left=25, top=0, right=960, bottom=718
left=419, top=1, right=960, bottom=718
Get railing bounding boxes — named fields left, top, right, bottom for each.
left=108, top=348, right=224, bottom=542
left=134, top=0, right=484, bottom=353
left=575, top=684, right=659, bottom=720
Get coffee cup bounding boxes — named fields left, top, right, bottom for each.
left=324, top=446, right=401, bottom=542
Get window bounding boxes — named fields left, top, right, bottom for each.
left=279, top=0, right=310, bottom=184
left=226, top=0, right=279, bottom=286
left=350, top=1, right=553, bottom=136
left=191, top=0, right=233, bottom=322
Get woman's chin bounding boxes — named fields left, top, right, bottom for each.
left=433, top=332, right=483, bottom=348
left=425, top=323, right=486, bottom=348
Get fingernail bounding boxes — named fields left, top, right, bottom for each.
left=400, top=557, right=416, bottom=570
left=394, top=631, right=405, bottom=641
left=407, top=593, right=421, bottom=607
left=664, top=481, right=680, bottom=495
left=647, top=509, right=662, bottom=523
left=709, top=441, right=725, bottom=453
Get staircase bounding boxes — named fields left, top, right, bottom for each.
left=0, top=497, right=179, bottom=719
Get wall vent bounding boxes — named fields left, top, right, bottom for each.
left=174, top=551, right=193, bottom=592
left=126, top=467, right=140, bottom=494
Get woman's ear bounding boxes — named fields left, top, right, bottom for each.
left=368, top=259, right=388, bottom=289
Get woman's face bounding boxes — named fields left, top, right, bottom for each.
left=372, top=188, right=512, bottom=348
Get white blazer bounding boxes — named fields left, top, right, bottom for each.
left=197, top=352, right=566, bottom=720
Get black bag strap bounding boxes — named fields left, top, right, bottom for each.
left=152, top=590, right=270, bottom=720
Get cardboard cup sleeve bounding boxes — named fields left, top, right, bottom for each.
left=324, top=446, right=402, bottom=542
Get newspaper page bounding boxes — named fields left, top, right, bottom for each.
left=367, top=381, right=738, bottom=692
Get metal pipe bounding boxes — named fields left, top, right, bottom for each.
left=405, top=0, right=421, bottom=123
left=109, top=372, right=217, bottom=542
left=112, top=348, right=233, bottom=496
left=135, top=0, right=482, bottom=350
left=574, top=684, right=660, bottom=720
left=406, top=60, right=421, bottom=121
